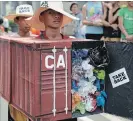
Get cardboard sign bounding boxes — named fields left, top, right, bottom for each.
left=109, top=68, right=130, bottom=88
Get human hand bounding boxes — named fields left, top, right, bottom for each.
left=83, top=20, right=93, bottom=26
left=126, top=35, right=133, bottom=41
left=111, top=24, right=118, bottom=30
left=93, top=20, right=103, bottom=26
left=87, top=20, right=94, bottom=26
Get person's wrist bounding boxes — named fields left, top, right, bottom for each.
left=125, top=34, right=129, bottom=38
left=110, top=23, right=113, bottom=27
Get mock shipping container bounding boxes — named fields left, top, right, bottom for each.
left=0, top=36, right=10, bottom=101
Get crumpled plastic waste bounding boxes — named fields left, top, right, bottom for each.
left=78, top=81, right=97, bottom=96
left=96, top=91, right=107, bottom=108
left=81, top=59, right=95, bottom=80
left=72, top=49, right=107, bottom=114
left=72, top=92, right=82, bottom=112
left=94, top=69, right=105, bottom=80
left=94, top=79, right=101, bottom=91
left=72, top=62, right=82, bottom=71
left=85, top=96, right=97, bottom=112
left=72, top=80, right=79, bottom=91
left=72, top=62, right=83, bottom=80
left=75, top=102, right=86, bottom=114
left=89, top=46, right=110, bottom=68
left=81, top=59, right=93, bottom=71
left=72, top=49, right=89, bottom=59
left=72, top=73, right=81, bottom=81
left=84, top=70, right=94, bottom=79
left=88, top=76, right=96, bottom=83
left=72, top=57, right=82, bottom=64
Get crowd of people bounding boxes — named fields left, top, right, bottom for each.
left=63, top=1, right=133, bottom=41
left=0, top=1, right=133, bottom=41
left=0, top=1, right=133, bottom=121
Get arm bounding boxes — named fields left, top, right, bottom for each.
left=109, top=9, right=119, bottom=24
left=102, top=5, right=111, bottom=27
left=101, top=4, right=114, bottom=28
left=102, top=19, right=111, bottom=27
left=105, top=2, right=118, bottom=24
left=82, top=4, right=93, bottom=26
left=119, top=16, right=133, bottom=40
left=118, top=16, right=128, bottom=37
left=102, top=16, right=118, bottom=30
left=103, top=4, right=107, bottom=20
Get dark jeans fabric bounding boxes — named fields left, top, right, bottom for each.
left=85, top=34, right=103, bottom=40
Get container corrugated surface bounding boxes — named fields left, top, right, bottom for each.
left=10, top=38, right=72, bottom=120
left=0, top=36, right=10, bottom=101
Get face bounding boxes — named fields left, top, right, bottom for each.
left=15, top=16, right=31, bottom=33
left=40, top=9, right=63, bottom=29
left=71, top=4, right=79, bottom=14
left=128, top=1, right=133, bottom=7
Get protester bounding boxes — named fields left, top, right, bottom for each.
left=5, top=4, right=34, bottom=121
left=5, top=4, right=34, bottom=37
left=118, top=1, right=133, bottom=42
left=62, top=3, right=82, bottom=38
left=26, top=1, right=78, bottom=40
left=82, top=1, right=103, bottom=40
left=26, top=1, right=79, bottom=121
left=102, top=1, right=121, bottom=41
